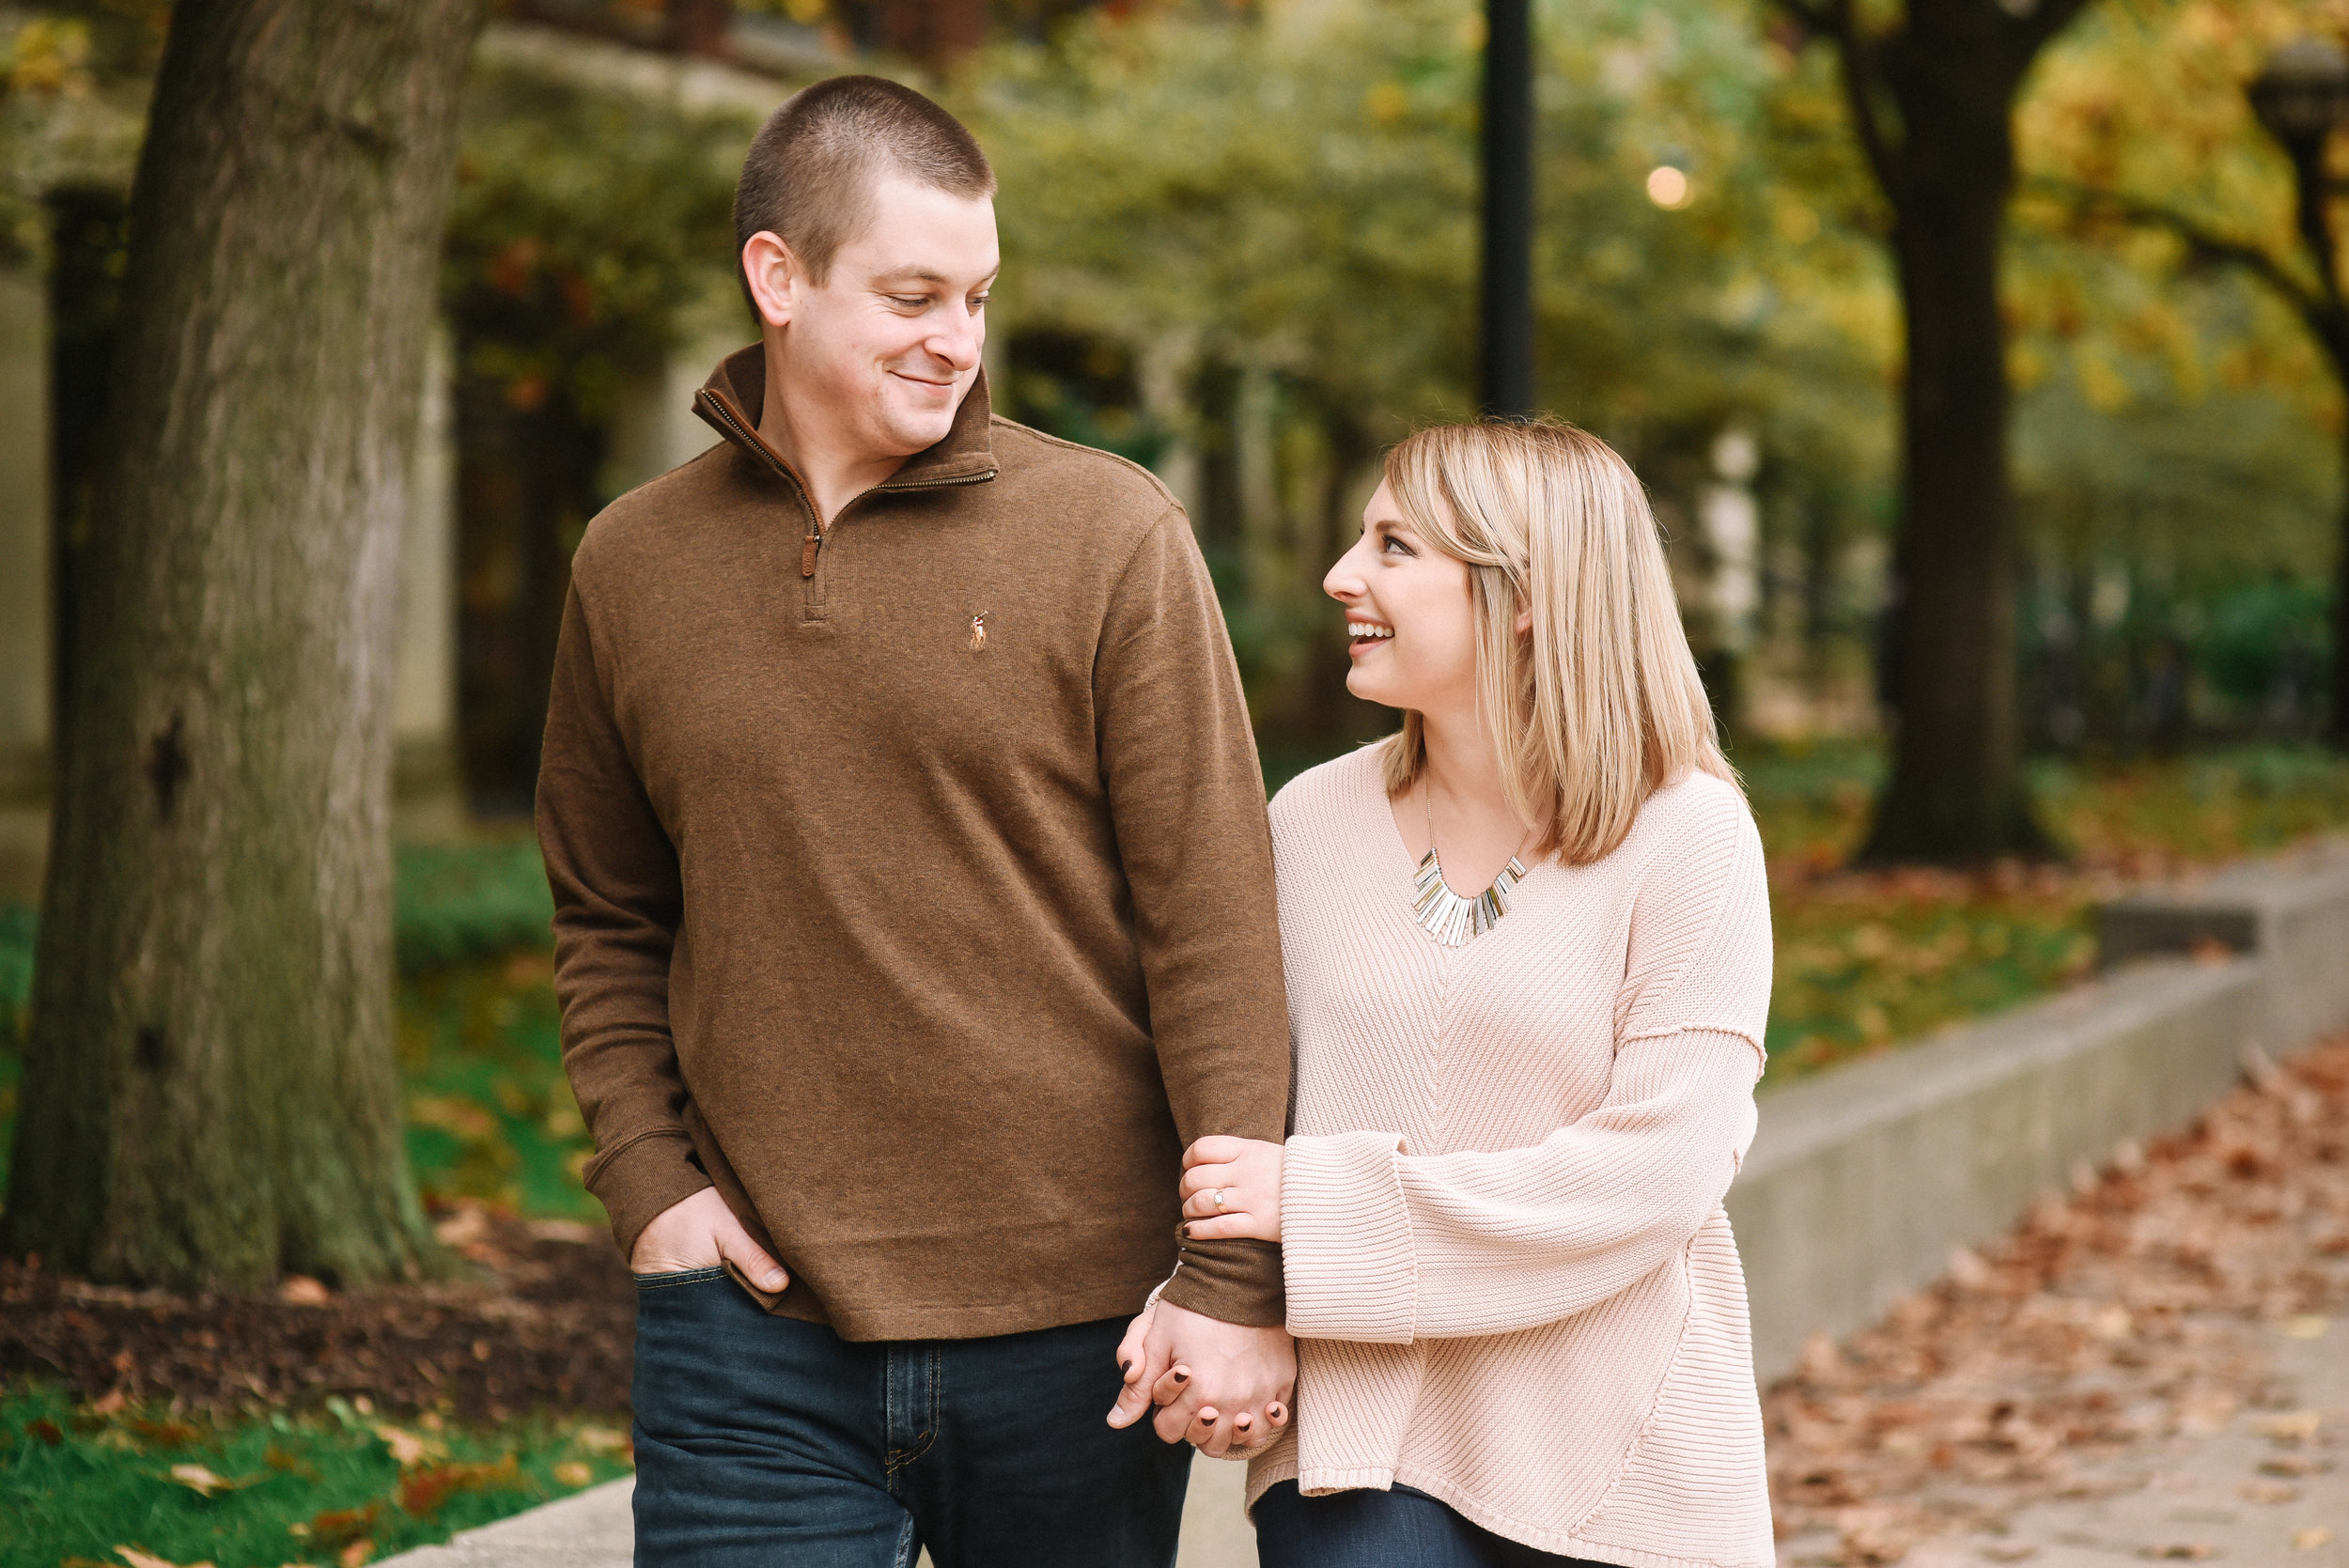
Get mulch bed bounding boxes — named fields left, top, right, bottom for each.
left=0, top=1203, right=635, bottom=1422
left=1765, top=1032, right=2349, bottom=1562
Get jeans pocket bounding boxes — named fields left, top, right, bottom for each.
left=631, top=1265, right=730, bottom=1291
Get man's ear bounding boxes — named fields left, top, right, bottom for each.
left=742, top=230, right=801, bottom=330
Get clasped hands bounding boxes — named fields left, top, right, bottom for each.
left=1104, top=1136, right=1290, bottom=1458
left=632, top=1152, right=1302, bottom=1462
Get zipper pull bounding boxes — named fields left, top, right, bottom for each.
left=801, top=533, right=821, bottom=578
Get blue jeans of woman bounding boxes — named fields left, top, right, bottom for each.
left=1253, top=1479, right=1606, bottom=1568
left=630, top=1267, right=1191, bottom=1566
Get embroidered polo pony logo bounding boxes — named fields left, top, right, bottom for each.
left=968, top=612, right=989, bottom=652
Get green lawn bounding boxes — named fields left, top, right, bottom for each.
left=1746, top=742, right=2349, bottom=1079
left=0, top=1384, right=630, bottom=1568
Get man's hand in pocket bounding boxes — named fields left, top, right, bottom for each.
left=629, top=1188, right=788, bottom=1291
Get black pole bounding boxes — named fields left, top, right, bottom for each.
left=1480, top=0, right=1535, bottom=418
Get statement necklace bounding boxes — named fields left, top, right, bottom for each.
left=1409, top=778, right=1530, bottom=947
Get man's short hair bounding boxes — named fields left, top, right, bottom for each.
left=734, top=75, right=995, bottom=294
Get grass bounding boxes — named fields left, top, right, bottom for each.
left=0, top=1384, right=631, bottom=1568
left=1743, top=741, right=2349, bottom=1080
left=397, top=953, right=593, bottom=1222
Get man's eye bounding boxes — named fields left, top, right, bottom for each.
left=969, top=294, right=990, bottom=310
left=889, top=295, right=928, bottom=308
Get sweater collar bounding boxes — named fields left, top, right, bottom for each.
left=692, top=342, right=999, bottom=493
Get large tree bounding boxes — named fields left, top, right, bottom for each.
left=1780, top=0, right=2092, bottom=861
left=4, top=0, right=487, bottom=1288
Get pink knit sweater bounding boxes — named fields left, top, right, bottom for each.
left=1246, top=746, right=1775, bottom=1568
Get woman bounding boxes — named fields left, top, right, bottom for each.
left=1129, top=420, right=1774, bottom=1567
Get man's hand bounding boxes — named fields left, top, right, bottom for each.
left=1106, top=1301, right=1294, bottom=1457
left=1177, top=1137, right=1283, bottom=1242
left=629, top=1188, right=788, bottom=1292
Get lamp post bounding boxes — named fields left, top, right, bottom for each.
left=1480, top=0, right=1535, bottom=419
left=2248, top=38, right=2349, bottom=744
left=2250, top=37, right=2349, bottom=306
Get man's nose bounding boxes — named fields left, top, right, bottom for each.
left=927, top=313, right=982, bottom=372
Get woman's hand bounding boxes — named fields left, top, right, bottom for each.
left=1178, top=1137, right=1283, bottom=1243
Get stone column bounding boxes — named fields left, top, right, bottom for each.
left=603, top=325, right=738, bottom=497
left=393, top=326, right=461, bottom=827
left=0, top=267, right=51, bottom=804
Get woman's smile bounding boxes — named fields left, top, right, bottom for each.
left=1346, top=617, right=1394, bottom=657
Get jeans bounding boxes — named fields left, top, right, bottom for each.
left=1253, top=1480, right=1605, bottom=1568
left=630, top=1266, right=1191, bottom=1567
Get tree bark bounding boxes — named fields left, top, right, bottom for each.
left=1794, top=0, right=2088, bottom=862
left=2335, top=421, right=2349, bottom=746
left=1861, top=8, right=2046, bottom=859
left=3, top=0, right=486, bottom=1288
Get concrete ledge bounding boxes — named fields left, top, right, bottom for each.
left=2099, top=833, right=2349, bottom=1052
left=1728, top=955, right=2263, bottom=1383
left=378, top=1477, right=631, bottom=1566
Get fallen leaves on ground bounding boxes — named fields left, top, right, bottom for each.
left=293, top=1500, right=381, bottom=1552
left=371, top=1423, right=434, bottom=1467
left=1766, top=1033, right=2349, bottom=1560
left=163, top=1461, right=265, bottom=1498
left=397, top=1452, right=521, bottom=1517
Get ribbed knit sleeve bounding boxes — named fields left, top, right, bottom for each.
left=537, top=582, right=710, bottom=1260
left=1283, top=1130, right=1415, bottom=1342
left=1281, top=779, right=1769, bottom=1343
left=1096, top=505, right=1293, bottom=1327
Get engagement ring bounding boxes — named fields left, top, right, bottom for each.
left=1211, top=1188, right=1228, bottom=1212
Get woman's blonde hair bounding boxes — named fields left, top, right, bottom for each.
left=1380, top=418, right=1737, bottom=864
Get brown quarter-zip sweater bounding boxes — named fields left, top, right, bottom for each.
left=537, top=345, right=1289, bottom=1339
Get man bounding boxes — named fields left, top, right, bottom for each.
left=537, top=75, right=1295, bottom=1566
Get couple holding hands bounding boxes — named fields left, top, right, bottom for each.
left=539, top=74, right=1774, bottom=1568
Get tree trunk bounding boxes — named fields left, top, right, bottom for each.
left=3, top=0, right=486, bottom=1288
left=1862, top=134, right=2041, bottom=857
left=1850, top=0, right=2073, bottom=862
left=2335, top=420, right=2349, bottom=746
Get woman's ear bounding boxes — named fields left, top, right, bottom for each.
left=1515, top=599, right=1533, bottom=636
left=742, top=230, right=801, bottom=330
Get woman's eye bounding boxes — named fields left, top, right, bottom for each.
left=1381, top=536, right=1413, bottom=556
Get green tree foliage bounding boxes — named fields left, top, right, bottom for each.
left=439, top=64, right=750, bottom=807
left=443, top=65, right=748, bottom=429
left=956, top=0, right=1901, bottom=742
left=2003, top=0, right=2342, bottom=739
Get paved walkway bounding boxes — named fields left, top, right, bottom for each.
left=378, top=1449, right=1260, bottom=1567
left=1776, top=1318, right=2347, bottom=1566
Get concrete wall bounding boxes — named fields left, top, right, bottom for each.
left=2099, top=833, right=2349, bottom=1056
left=1729, top=840, right=2349, bottom=1384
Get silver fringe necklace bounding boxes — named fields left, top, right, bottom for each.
left=1409, top=776, right=1530, bottom=947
